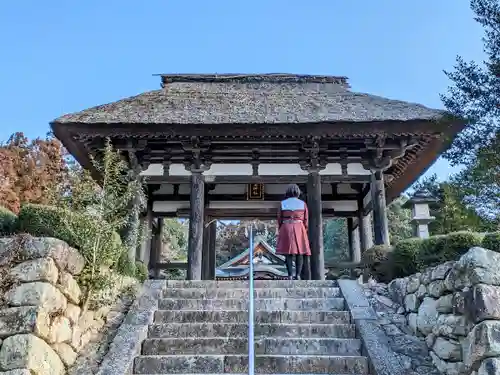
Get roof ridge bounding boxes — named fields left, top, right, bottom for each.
left=158, top=73, right=349, bottom=87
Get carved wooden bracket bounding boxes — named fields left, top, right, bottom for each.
left=339, top=148, right=349, bottom=176
left=251, top=149, right=260, bottom=176
left=300, top=137, right=327, bottom=173
left=363, top=135, right=420, bottom=172
left=182, top=137, right=212, bottom=173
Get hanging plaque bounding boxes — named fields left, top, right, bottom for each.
left=247, top=183, right=264, bottom=200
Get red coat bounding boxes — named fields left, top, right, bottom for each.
left=276, top=198, right=311, bottom=256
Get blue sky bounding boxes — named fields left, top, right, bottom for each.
left=0, top=0, right=485, bottom=182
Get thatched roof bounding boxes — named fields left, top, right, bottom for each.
left=53, top=74, right=445, bottom=125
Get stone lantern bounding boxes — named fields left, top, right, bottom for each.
left=403, top=188, right=438, bottom=239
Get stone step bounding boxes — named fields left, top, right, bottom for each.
left=157, top=298, right=346, bottom=311
left=163, top=287, right=342, bottom=299
left=134, top=354, right=368, bottom=374
left=148, top=323, right=356, bottom=339
left=164, top=280, right=338, bottom=289
left=154, top=310, right=351, bottom=324
left=142, top=337, right=362, bottom=356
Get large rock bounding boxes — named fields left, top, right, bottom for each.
left=420, top=267, right=433, bottom=285
left=78, top=311, right=96, bottom=333
left=57, top=272, right=81, bottom=304
left=64, top=303, right=81, bottom=325
left=432, top=337, right=462, bottom=361
left=0, top=237, right=14, bottom=258
left=388, top=278, right=408, bottom=305
left=436, top=294, right=453, bottom=313
left=452, top=292, right=466, bottom=315
left=5, top=282, right=67, bottom=313
left=465, top=284, right=500, bottom=323
left=444, top=268, right=456, bottom=291
left=433, top=314, right=471, bottom=337
left=0, top=306, right=50, bottom=341
left=463, top=320, right=500, bottom=370
left=416, top=297, right=439, bottom=335
left=9, top=258, right=58, bottom=284
left=20, top=237, right=84, bottom=275
left=407, top=313, right=418, bottom=335
left=407, top=274, right=421, bottom=293
left=430, top=351, right=464, bottom=375
left=404, top=294, right=419, bottom=312
left=0, top=334, right=64, bottom=375
left=457, top=247, right=500, bottom=286
left=478, top=357, right=500, bottom=375
left=431, top=261, right=455, bottom=281
left=48, top=316, right=72, bottom=344
left=70, top=311, right=98, bottom=351
left=416, top=284, right=428, bottom=300
left=427, top=280, right=446, bottom=298
left=51, top=342, right=77, bottom=367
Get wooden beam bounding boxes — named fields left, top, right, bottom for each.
left=145, top=175, right=371, bottom=184
left=156, top=262, right=188, bottom=270
left=170, top=208, right=357, bottom=219
left=151, top=193, right=360, bottom=202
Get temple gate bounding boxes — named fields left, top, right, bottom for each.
left=50, top=74, right=463, bottom=280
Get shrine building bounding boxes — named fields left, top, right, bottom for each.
left=216, top=236, right=291, bottom=281
left=50, top=74, right=464, bottom=280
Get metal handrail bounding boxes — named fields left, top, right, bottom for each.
left=247, top=224, right=255, bottom=375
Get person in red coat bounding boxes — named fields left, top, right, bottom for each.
left=276, top=184, right=311, bottom=280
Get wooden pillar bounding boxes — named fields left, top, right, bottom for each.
left=370, top=171, right=390, bottom=246
left=202, top=217, right=210, bottom=280
left=152, top=217, right=163, bottom=279
left=301, top=185, right=311, bottom=280
left=347, top=218, right=354, bottom=260
left=301, top=256, right=311, bottom=280
left=202, top=217, right=217, bottom=280
left=358, top=211, right=373, bottom=252
left=187, top=172, right=205, bottom=280
left=352, top=225, right=361, bottom=263
left=307, top=172, right=325, bottom=280
left=137, top=197, right=153, bottom=265
left=208, top=220, right=217, bottom=280
left=148, top=222, right=155, bottom=271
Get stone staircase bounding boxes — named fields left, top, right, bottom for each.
left=133, top=280, right=369, bottom=374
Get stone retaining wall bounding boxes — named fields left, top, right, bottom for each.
left=375, top=246, right=500, bottom=375
left=0, top=236, right=136, bottom=375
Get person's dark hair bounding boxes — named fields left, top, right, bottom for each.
left=285, top=184, right=301, bottom=199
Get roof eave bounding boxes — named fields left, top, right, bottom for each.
left=386, top=114, right=467, bottom=201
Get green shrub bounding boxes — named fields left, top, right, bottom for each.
left=0, top=207, right=17, bottom=236
left=114, top=248, right=149, bottom=282
left=440, top=231, right=483, bottom=262
left=361, top=245, right=394, bottom=283
left=482, top=232, right=500, bottom=252
left=115, top=250, right=136, bottom=277
left=415, top=232, right=482, bottom=268
left=363, top=231, right=485, bottom=283
left=417, top=234, right=447, bottom=268
left=17, top=203, right=123, bottom=268
left=391, top=238, right=424, bottom=278
left=135, top=261, right=148, bottom=282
